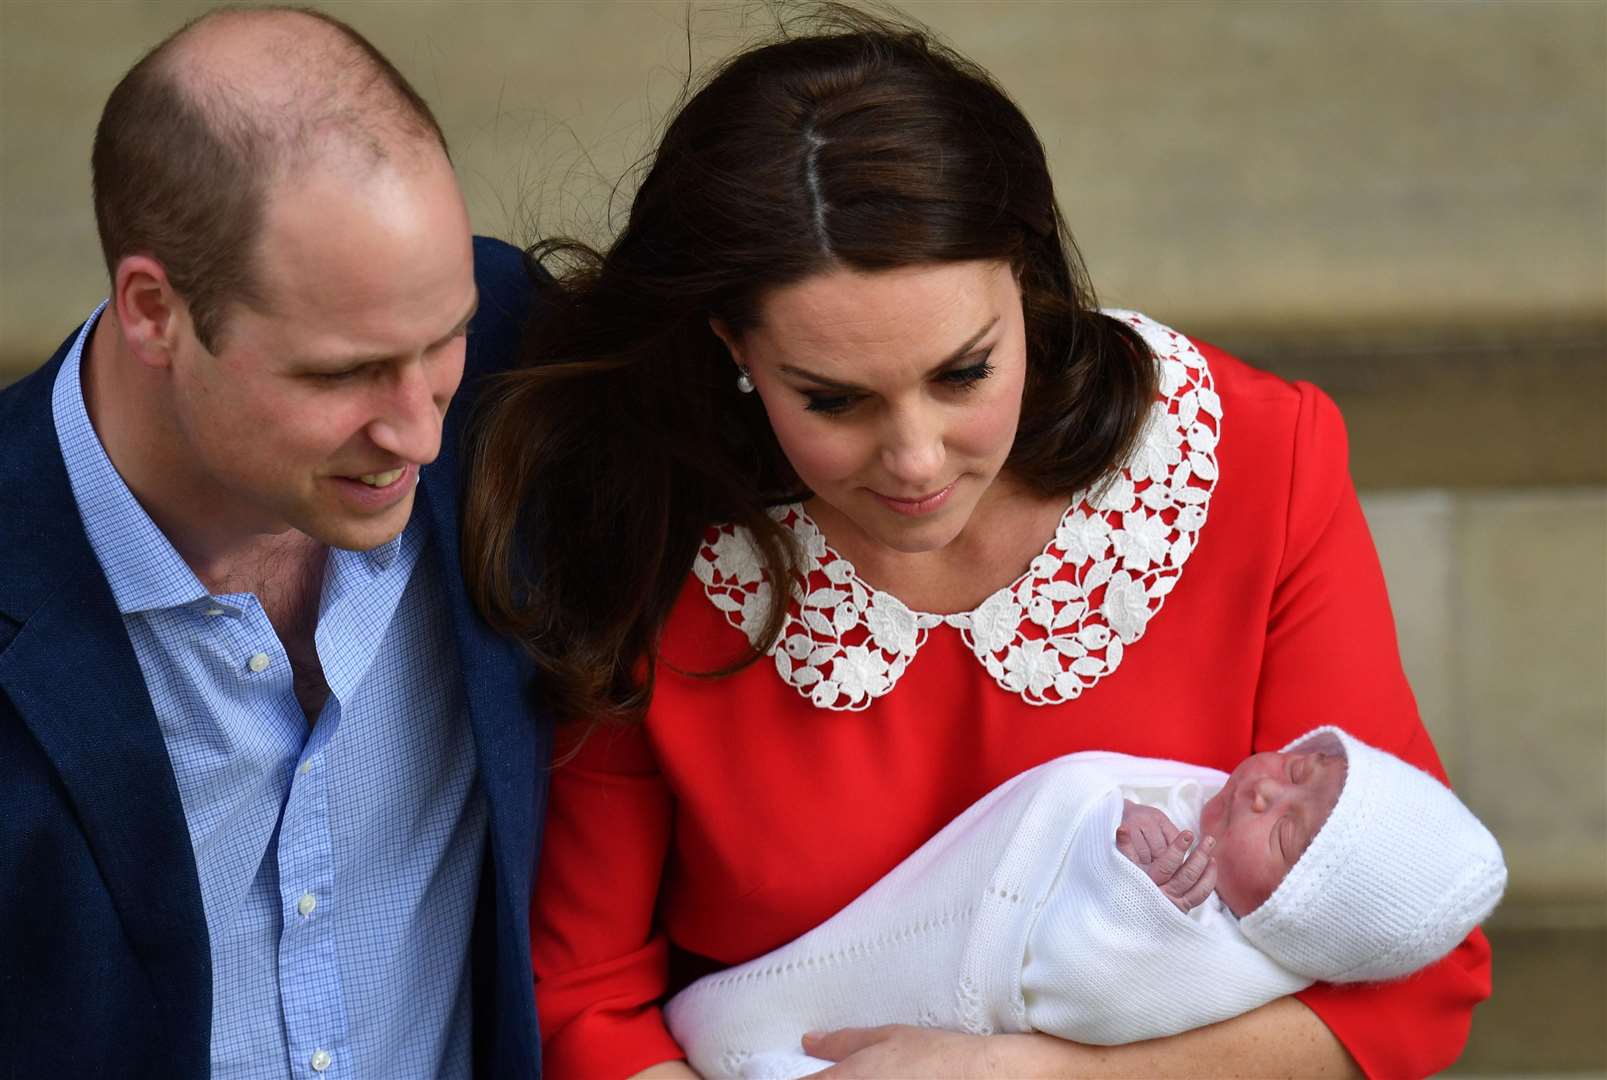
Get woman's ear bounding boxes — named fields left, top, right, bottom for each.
left=708, top=317, right=744, bottom=366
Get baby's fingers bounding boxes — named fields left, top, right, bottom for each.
left=1157, top=815, right=1180, bottom=850
left=1118, top=820, right=1156, bottom=864
left=1147, top=830, right=1195, bottom=884
left=1173, top=858, right=1218, bottom=912
left=1115, top=826, right=1140, bottom=864
left=1137, top=820, right=1171, bottom=864
left=1162, top=836, right=1216, bottom=909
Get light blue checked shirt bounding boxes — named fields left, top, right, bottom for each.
left=53, top=306, right=486, bottom=1079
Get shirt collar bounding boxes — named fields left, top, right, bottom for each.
left=365, top=528, right=404, bottom=572
left=52, top=303, right=211, bottom=616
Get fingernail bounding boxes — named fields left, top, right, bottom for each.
left=1178, top=831, right=1193, bottom=845
left=802, top=1031, right=824, bottom=1043
left=1202, top=836, right=1216, bottom=850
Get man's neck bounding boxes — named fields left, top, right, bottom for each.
left=83, top=309, right=313, bottom=591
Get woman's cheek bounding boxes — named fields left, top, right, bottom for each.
left=768, top=409, right=870, bottom=491
left=959, top=382, right=1025, bottom=465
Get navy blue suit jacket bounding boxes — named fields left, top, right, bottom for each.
left=0, top=237, right=551, bottom=1078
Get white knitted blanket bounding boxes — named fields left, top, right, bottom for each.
left=664, top=751, right=1312, bottom=1079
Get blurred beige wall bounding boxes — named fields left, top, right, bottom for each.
left=2, top=0, right=1604, bottom=355
left=2, top=1, right=1604, bottom=1072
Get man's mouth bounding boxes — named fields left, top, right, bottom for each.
left=356, top=468, right=405, bottom=488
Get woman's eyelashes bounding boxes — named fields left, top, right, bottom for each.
left=800, top=353, right=996, bottom=416
left=937, top=355, right=995, bottom=389
left=804, top=390, right=861, bottom=416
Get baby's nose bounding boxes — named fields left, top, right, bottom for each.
left=1250, top=776, right=1284, bottom=812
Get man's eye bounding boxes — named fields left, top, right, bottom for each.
left=310, top=366, right=367, bottom=382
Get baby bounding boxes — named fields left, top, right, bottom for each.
left=664, top=726, right=1506, bottom=1079
left=1113, top=733, right=1349, bottom=920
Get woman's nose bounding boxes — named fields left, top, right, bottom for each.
left=878, top=407, right=945, bottom=488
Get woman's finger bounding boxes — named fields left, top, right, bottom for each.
left=802, top=1026, right=895, bottom=1063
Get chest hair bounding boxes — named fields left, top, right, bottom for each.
left=211, top=535, right=331, bottom=725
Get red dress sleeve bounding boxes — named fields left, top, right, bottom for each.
left=530, top=723, right=687, bottom=1078
left=1250, top=381, right=1491, bottom=1077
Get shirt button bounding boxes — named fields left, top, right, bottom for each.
left=203, top=606, right=224, bottom=617
left=310, top=1048, right=332, bottom=1072
left=297, top=892, right=317, bottom=917
left=247, top=652, right=270, bottom=673
left=299, top=760, right=313, bottom=776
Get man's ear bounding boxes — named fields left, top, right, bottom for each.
left=708, top=316, right=745, bottom=367
left=112, top=255, right=190, bottom=369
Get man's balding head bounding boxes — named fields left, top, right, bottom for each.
left=91, top=5, right=449, bottom=351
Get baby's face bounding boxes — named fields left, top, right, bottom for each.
left=1199, top=749, right=1346, bottom=917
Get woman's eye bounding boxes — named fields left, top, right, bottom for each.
left=804, top=393, right=859, bottom=416
left=936, top=356, right=994, bottom=389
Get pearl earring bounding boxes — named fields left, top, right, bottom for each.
left=736, top=367, right=756, bottom=394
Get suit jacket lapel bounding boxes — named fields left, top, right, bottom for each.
left=416, top=454, right=541, bottom=915
left=0, top=349, right=210, bottom=1034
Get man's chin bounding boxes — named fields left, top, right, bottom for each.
left=305, top=496, right=416, bottom=552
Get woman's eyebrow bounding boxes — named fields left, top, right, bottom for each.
left=778, top=316, right=1000, bottom=392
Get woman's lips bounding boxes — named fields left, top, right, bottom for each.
left=871, top=480, right=957, bottom=517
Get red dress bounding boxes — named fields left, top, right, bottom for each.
left=531, top=317, right=1491, bottom=1079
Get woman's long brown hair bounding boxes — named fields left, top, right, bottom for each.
left=462, top=7, right=1158, bottom=727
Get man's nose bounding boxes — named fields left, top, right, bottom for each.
left=368, top=360, right=445, bottom=464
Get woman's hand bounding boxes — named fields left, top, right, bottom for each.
left=802, top=1026, right=1036, bottom=1078
left=801, top=998, right=1361, bottom=1078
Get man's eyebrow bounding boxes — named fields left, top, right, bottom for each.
left=299, top=291, right=479, bottom=371
left=442, top=292, right=480, bottom=342
left=777, top=316, right=1000, bottom=392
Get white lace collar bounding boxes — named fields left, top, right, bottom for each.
left=692, top=310, right=1221, bottom=711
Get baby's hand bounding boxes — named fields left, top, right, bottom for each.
left=1115, top=800, right=1218, bottom=913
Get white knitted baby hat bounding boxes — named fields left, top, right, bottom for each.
left=1236, top=726, right=1506, bottom=984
